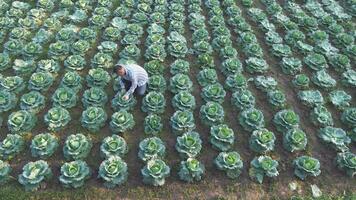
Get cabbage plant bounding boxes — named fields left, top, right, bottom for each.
left=254, top=76, right=277, bottom=92
left=0, top=134, right=24, bottom=160
left=249, top=156, right=279, bottom=184
left=267, top=90, right=286, bottom=109
left=19, top=91, right=46, bottom=114
left=280, top=57, right=302, bottom=75
left=283, top=128, right=308, bottom=152
left=86, top=68, right=111, bottom=88
left=120, top=44, right=141, bottom=60
left=225, top=74, right=248, bottom=92
left=64, top=55, right=86, bottom=71
left=318, top=126, right=351, bottom=152
left=328, top=90, right=351, bottom=110
left=145, top=45, right=167, bottom=61
left=170, top=73, right=193, bottom=93
left=336, top=152, right=356, bottom=178
left=63, top=133, right=92, bottom=160
left=110, top=110, right=135, bottom=134
left=170, top=59, right=190, bottom=75
left=298, top=90, right=324, bottom=107
left=342, top=70, right=356, bottom=88
left=329, top=54, right=351, bottom=72
left=60, top=71, right=82, bottom=92
left=231, top=89, right=256, bottom=110
left=51, top=87, right=77, bottom=108
left=0, top=90, right=17, bottom=112
left=197, top=68, right=217, bottom=87
left=36, top=59, right=60, bottom=74
left=210, top=124, right=235, bottom=151
left=200, top=101, right=225, bottom=126
left=82, top=87, right=108, bottom=108
left=293, top=156, right=321, bottom=180
left=239, top=108, right=265, bottom=132
left=138, top=137, right=166, bottom=162
left=310, top=106, right=334, bottom=127
left=144, top=60, right=164, bottom=76
left=304, top=53, right=328, bottom=71
left=172, top=91, right=196, bottom=111
left=197, top=53, right=214, bottom=68
left=7, top=110, right=36, bottom=134
left=59, top=160, right=91, bottom=188
left=81, top=106, right=108, bottom=132
left=141, top=159, right=170, bottom=186
left=100, top=135, right=128, bottom=159
left=176, top=131, right=202, bottom=159
left=167, top=32, right=188, bottom=58
left=245, top=57, right=269, bottom=74
left=341, top=108, right=356, bottom=128
left=215, top=151, right=243, bottom=179
left=44, top=107, right=71, bottom=132
left=30, top=133, right=59, bottom=159
left=91, top=52, right=114, bottom=69
left=0, top=160, right=11, bottom=185
left=293, top=74, right=310, bottom=89
left=142, top=92, right=166, bottom=114
left=170, top=110, right=196, bottom=135
left=249, top=128, right=276, bottom=153
left=148, top=75, right=166, bottom=92
left=144, top=114, right=163, bottom=135
left=111, top=91, right=137, bottom=111
left=18, top=160, right=52, bottom=191
left=28, top=72, right=54, bottom=92
left=311, top=70, right=336, bottom=90
left=0, top=53, right=11, bottom=71
left=273, top=109, right=300, bottom=133
left=201, top=83, right=226, bottom=103
left=48, top=41, right=70, bottom=61
left=178, top=158, right=205, bottom=183
left=98, top=41, right=118, bottom=55
left=98, top=156, right=128, bottom=188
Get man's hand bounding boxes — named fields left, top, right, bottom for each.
left=122, top=95, right=129, bottom=101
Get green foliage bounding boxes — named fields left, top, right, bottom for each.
left=81, top=106, right=107, bottom=132
left=197, top=53, right=214, bottom=68
left=298, top=90, right=324, bottom=108
left=91, top=52, right=114, bottom=69
left=63, top=133, right=93, bottom=160
left=318, top=126, right=351, bottom=152
left=283, top=128, right=307, bottom=153
left=148, top=75, right=167, bottom=92
left=60, top=71, right=82, bottom=92
left=254, top=76, right=277, bottom=92
left=59, top=160, right=91, bottom=188
left=145, top=45, right=167, bottom=61
left=201, top=83, right=226, bottom=103
left=172, top=91, right=196, bottom=111
left=170, top=110, right=196, bottom=135
left=141, top=159, right=170, bottom=186
left=111, top=91, right=137, bottom=111
left=329, top=54, right=351, bottom=72
left=267, top=89, right=286, bottom=109
left=170, top=73, right=193, bottom=93
left=110, top=110, right=135, bottom=134
left=51, top=87, right=77, bottom=109
left=178, top=158, right=205, bottom=183
left=280, top=57, right=302, bottom=75
left=170, top=59, right=190, bottom=75
left=138, top=137, right=166, bottom=162
left=249, top=156, right=279, bottom=184
left=30, top=133, right=59, bottom=159
left=310, top=106, right=334, bottom=127
left=100, top=135, right=128, bottom=159
left=176, top=131, right=202, bottom=159
left=312, top=70, right=336, bottom=90
left=336, top=152, right=356, bottom=178
left=142, top=92, right=166, bottom=114
left=225, top=73, right=248, bottom=92
left=231, top=89, right=255, bottom=110
left=28, top=72, right=54, bottom=92
left=200, top=101, right=225, bottom=127
left=341, top=108, right=356, bottom=128
left=144, top=60, right=164, bottom=76
left=215, top=151, right=243, bottom=179
left=86, top=68, right=111, bottom=88
left=20, top=91, right=46, bottom=114
left=304, top=53, right=327, bottom=71
left=293, top=156, right=321, bottom=180
left=293, top=74, right=310, bottom=89
left=8, top=110, right=37, bottom=134
left=99, top=156, right=128, bottom=188
left=249, top=128, right=276, bottom=153
left=0, top=76, right=25, bottom=94
left=18, top=160, right=52, bottom=191
left=167, top=32, right=188, bottom=58
left=342, top=70, right=356, bottom=88
left=0, top=160, right=11, bottom=185
left=82, top=87, right=108, bottom=108
left=0, top=53, right=11, bottom=71
left=329, top=90, right=352, bottom=110
left=98, top=41, right=118, bottom=55
left=0, top=90, right=17, bottom=112
left=273, top=109, right=300, bottom=133
left=197, top=68, right=217, bottom=87
left=144, top=114, right=163, bottom=135
left=239, top=108, right=265, bottom=132
left=210, top=124, right=235, bottom=151
left=0, top=134, right=24, bottom=160
left=44, top=106, right=71, bottom=132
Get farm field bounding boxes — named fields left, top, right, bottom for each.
left=0, top=0, right=355, bottom=199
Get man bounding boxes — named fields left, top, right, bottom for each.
left=113, top=63, right=149, bottom=101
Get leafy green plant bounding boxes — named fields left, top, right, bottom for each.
left=341, top=108, right=356, bottom=128
left=336, top=152, right=356, bottom=178
left=64, top=55, right=86, bottom=71
left=36, top=59, right=60, bottom=74
left=63, top=133, right=92, bottom=160
left=197, top=53, right=214, bottom=68
left=298, top=90, right=324, bottom=107
left=341, top=70, right=356, bottom=88
left=142, top=91, right=166, bottom=114
left=0, top=76, right=25, bottom=94
left=172, top=91, right=196, bottom=111
left=0, top=53, right=11, bottom=72
left=145, top=45, right=167, bottom=61
left=30, top=133, right=59, bottom=159
left=329, top=54, right=351, bottom=72
left=0, top=90, right=17, bottom=112
left=254, top=76, right=277, bottom=92
left=293, top=156, right=321, bottom=180
left=48, top=41, right=70, bottom=61
left=304, top=53, right=328, bottom=71
left=312, top=70, right=336, bottom=90
left=141, top=159, right=170, bottom=186
left=280, top=57, right=302, bottom=75
left=144, top=60, right=164, bottom=76
left=59, top=160, right=91, bottom=188
left=215, top=151, right=243, bottom=179
left=328, top=90, right=352, bottom=110
left=273, top=109, right=300, bottom=133
left=98, top=41, right=118, bottom=55
left=170, top=73, right=193, bottom=93
left=60, top=71, right=82, bottom=92
left=170, top=59, right=190, bottom=75
left=239, top=108, right=265, bottom=132
left=283, top=128, right=307, bottom=152
left=18, top=160, right=52, bottom=191
left=292, top=74, right=310, bottom=89
left=100, top=135, right=128, bottom=159
left=81, top=106, right=107, bottom=132
left=249, top=156, right=279, bottom=184
left=120, top=44, right=141, bottom=60
left=210, top=124, right=235, bottom=151
left=0, top=134, right=24, bottom=160
left=170, top=110, right=196, bottom=135
left=201, top=83, right=226, bottom=103
left=28, top=72, right=54, bottom=92
left=231, top=89, right=255, bottom=110
left=318, top=126, right=351, bottom=152
left=249, top=128, right=276, bottom=153
left=0, top=160, right=11, bottom=185
left=178, top=158, right=205, bottom=183
left=71, top=40, right=90, bottom=55
left=7, top=110, right=36, bottom=134
left=197, top=68, right=217, bottom=87
left=91, top=52, right=114, bottom=69
left=167, top=32, right=188, bottom=58
left=138, top=137, right=166, bottom=162
left=82, top=87, right=108, bottom=108
left=19, top=91, right=46, bottom=114
left=86, top=68, right=111, bottom=88
left=267, top=89, right=286, bottom=109
left=44, top=106, right=71, bottom=132
left=310, top=106, right=334, bottom=127
left=200, top=101, right=225, bottom=126
left=144, top=114, right=163, bottom=135
left=51, top=87, right=77, bottom=109
left=110, top=110, right=135, bottom=134
left=111, top=91, right=137, bottom=111
left=99, top=156, right=128, bottom=188
left=221, top=58, right=243, bottom=77
left=148, top=75, right=166, bottom=92
left=176, top=131, right=202, bottom=159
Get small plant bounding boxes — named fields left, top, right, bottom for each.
left=63, top=133, right=92, bottom=160
left=18, top=160, right=52, bottom=191
left=82, top=87, right=108, bottom=108
left=138, top=137, right=166, bottom=162
left=176, top=131, right=202, bottom=159
left=170, top=110, right=196, bottom=135
left=0, top=90, right=17, bottom=112
left=141, top=159, right=170, bottom=186
left=293, top=156, right=321, bottom=180
left=100, top=135, right=128, bottom=159
left=273, top=109, right=300, bottom=133
left=249, top=128, right=276, bottom=154
left=210, top=124, right=235, bottom=151
left=0, top=134, right=24, bottom=160
left=283, top=128, right=307, bottom=152
left=142, top=92, right=166, bottom=114
left=144, top=114, right=163, bottom=135
left=0, top=160, right=11, bottom=185
left=201, top=83, right=226, bottom=103
left=335, top=152, right=356, bottom=178
left=44, top=106, right=71, bottom=132
left=19, top=91, right=45, bottom=114
left=98, top=156, right=128, bottom=188
left=51, top=87, right=77, bottom=109
left=59, top=160, right=91, bottom=188
left=200, top=101, right=225, bottom=127
left=249, top=156, right=279, bottom=184
left=178, top=158, right=205, bottom=183
left=109, top=110, right=135, bottom=134
left=81, top=106, right=108, bottom=132
left=215, top=151, right=243, bottom=179
left=86, top=68, right=111, bottom=88
left=239, top=108, right=265, bottom=132
left=30, top=133, right=59, bottom=159
left=318, top=126, right=351, bottom=152
left=8, top=110, right=37, bottom=134
left=172, top=91, right=196, bottom=111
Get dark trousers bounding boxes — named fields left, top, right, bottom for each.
left=122, top=79, right=147, bottom=95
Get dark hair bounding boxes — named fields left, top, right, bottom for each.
left=113, top=64, right=124, bottom=74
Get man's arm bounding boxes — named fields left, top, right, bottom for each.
left=124, top=76, right=138, bottom=97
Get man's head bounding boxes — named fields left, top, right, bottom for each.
left=113, top=64, right=126, bottom=76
